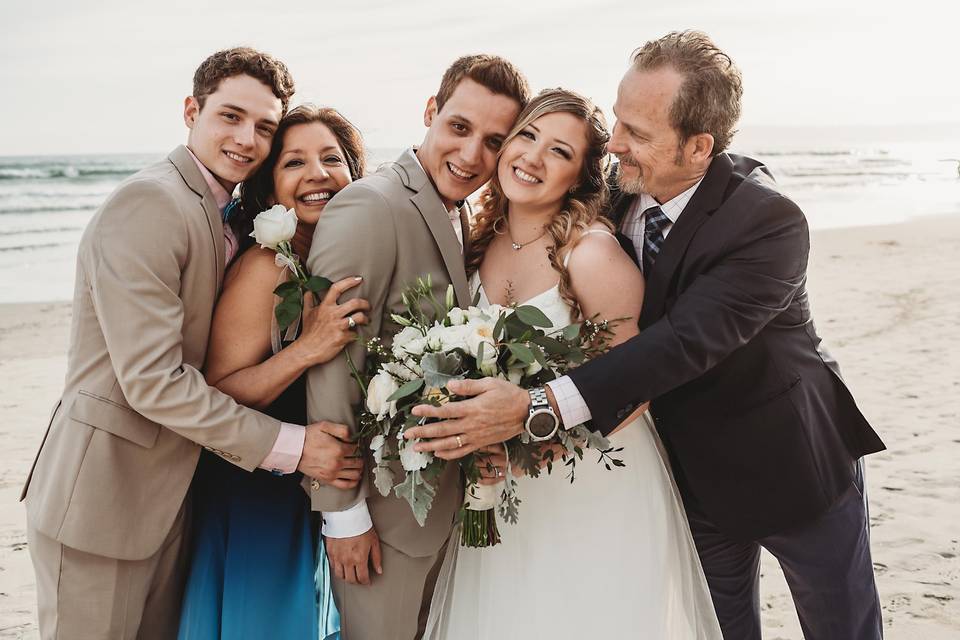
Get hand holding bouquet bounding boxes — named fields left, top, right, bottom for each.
left=352, top=276, right=624, bottom=547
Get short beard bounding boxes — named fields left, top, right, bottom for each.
left=616, top=166, right=644, bottom=194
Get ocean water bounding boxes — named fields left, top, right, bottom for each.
left=1, top=141, right=958, bottom=303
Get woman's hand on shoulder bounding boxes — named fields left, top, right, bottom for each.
left=291, top=276, right=371, bottom=366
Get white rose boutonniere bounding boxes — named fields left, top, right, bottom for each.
left=250, top=204, right=297, bottom=250
left=248, top=205, right=332, bottom=331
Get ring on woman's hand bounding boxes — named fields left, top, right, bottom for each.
left=496, top=468, right=503, bottom=478
left=347, top=316, right=357, bottom=329
left=456, top=435, right=464, bottom=448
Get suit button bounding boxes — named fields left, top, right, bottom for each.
left=616, top=409, right=626, bottom=420
left=311, top=479, right=321, bottom=491
left=230, top=455, right=241, bottom=462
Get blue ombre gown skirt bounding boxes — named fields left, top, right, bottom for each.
left=177, top=450, right=341, bottom=639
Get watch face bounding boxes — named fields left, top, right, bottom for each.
left=529, top=411, right=557, bottom=438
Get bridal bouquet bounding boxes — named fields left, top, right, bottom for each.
left=352, top=276, right=624, bottom=548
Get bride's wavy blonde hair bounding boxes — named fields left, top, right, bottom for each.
left=466, top=88, right=613, bottom=320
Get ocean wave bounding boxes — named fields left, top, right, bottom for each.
left=0, top=241, right=72, bottom=253
left=0, top=166, right=143, bottom=180
left=0, top=225, right=84, bottom=237
left=0, top=203, right=99, bottom=214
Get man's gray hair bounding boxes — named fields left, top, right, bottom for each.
left=632, top=30, right=743, bottom=155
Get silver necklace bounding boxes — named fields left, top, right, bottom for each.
left=508, top=221, right=547, bottom=251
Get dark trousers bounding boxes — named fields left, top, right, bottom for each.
left=686, top=459, right=883, bottom=639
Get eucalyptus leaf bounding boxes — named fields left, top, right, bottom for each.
left=504, top=312, right=532, bottom=340
left=492, top=311, right=507, bottom=341
left=387, top=378, right=424, bottom=402
left=562, top=323, right=582, bottom=342
left=531, top=335, right=570, bottom=356
left=507, top=343, right=536, bottom=365
left=514, top=305, right=553, bottom=328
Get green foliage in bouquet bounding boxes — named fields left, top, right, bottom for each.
left=348, top=275, right=625, bottom=547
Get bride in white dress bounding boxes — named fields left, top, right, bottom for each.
left=425, top=89, right=722, bottom=639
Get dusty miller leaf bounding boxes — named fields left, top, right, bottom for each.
left=421, top=352, right=464, bottom=389
left=394, top=470, right=436, bottom=526
left=373, top=465, right=395, bottom=497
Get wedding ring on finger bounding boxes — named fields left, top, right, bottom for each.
left=456, top=435, right=464, bottom=448
left=346, top=316, right=357, bottom=330
left=496, top=468, right=503, bottom=478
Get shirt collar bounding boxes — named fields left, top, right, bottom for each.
left=185, top=147, right=233, bottom=214
left=637, top=176, right=705, bottom=225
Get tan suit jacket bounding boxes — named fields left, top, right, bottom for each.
left=306, top=149, right=470, bottom=558
left=22, top=146, right=281, bottom=561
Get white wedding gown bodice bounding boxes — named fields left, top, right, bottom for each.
left=426, top=234, right=723, bottom=639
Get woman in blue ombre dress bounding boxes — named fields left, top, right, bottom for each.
left=178, top=105, right=368, bottom=640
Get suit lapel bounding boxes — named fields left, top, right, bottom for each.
left=169, top=146, right=226, bottom=288
left=638, top=154, right=733, bottom=328
left=392, top=150, right=471, bottom=307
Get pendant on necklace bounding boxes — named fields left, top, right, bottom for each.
left=511, top=242, right=522, bottom=251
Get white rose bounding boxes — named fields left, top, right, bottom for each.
left=507, top=367, right=523, bottom=385
left=425, top=324, right=445, bottom=351
left=447, top=307, right=467, bottom=325
left=366, top=371, right=400, bottom=420
left=391, top=326, right=425, bottom=360
left=466, top=320, right=499, bottom=376
left=249, top=204, right=297, bottom=249
left=369, top=434, right=386, bottom=464
left=525, top=359, right=543, bottom=377
left=398, top=435, right=433, bottom=471
left=383, top=361, right=419, bottom=382
left=437, top=323, right=472, bottom=352
left=484, top=304, right=509, bottom=320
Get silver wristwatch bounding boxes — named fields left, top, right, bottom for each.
left=524, top=387, right=560, bottom=442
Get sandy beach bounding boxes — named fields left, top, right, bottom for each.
left=0, top=216, right=958, bottom=639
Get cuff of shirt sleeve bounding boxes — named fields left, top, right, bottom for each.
left=546, top=376, right=592, bottom=429
left=258, top=422, right=305, bottom=474
left=322, top=501, right=373, bottom=538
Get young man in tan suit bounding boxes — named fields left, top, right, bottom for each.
left=21, top=48, right=363, bottom=640
left=305, top=56, right=529, bottom=639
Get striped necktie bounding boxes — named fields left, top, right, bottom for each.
left=642, top=205, right=670, bottom=276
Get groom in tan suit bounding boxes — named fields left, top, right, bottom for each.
left=305, top=56, right=529, bottom=638
left=21, top=48, right=363, bottom=639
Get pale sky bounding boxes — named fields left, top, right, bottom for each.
left=1, top=0, right=957, bottom=155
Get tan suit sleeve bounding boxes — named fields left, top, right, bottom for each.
left=85, top=180, right=281, bottom=470
left=305, top=183, right=398, bottom=511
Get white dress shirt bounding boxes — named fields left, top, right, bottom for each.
left=546, top=178, right=703, bottom=430
left=323, top=149, right=466, bottom=538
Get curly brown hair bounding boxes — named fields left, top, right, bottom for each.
left=231, top=104, right=367, bottom=246
left=466, top=88, right=612, bottom=321
left=193, top=47, right=296, bottom=116
left=632, top=30, right=743, bottom=155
